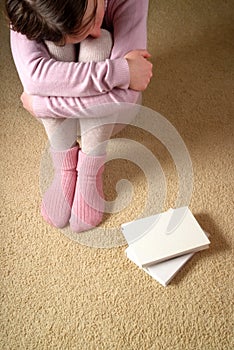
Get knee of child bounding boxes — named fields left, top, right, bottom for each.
left=44, top=41, right=76, bottom=62
left=79, top=29, right=113, bottom=62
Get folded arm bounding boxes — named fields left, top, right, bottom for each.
left=18, top=0, right=151, bottom=118
left=10, top=30, right=130, bottom=97
left=30, top=88, right=140, bottom=119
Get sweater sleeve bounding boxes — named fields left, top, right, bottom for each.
left=10, top=30, right=129, bottom=97
left=32, top=0, right=149, bottom=118
left=107, top=0, right=149, bottom=59
left=33, top=88, right=140, bottom=119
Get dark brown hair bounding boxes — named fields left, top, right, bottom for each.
left=5, top=0, right=96, bottom=44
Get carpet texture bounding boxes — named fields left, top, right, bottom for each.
left=1, top=1, right=233, bottom=349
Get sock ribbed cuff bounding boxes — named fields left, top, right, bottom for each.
left=50, top=145, right=79, bottom=170
left=77, top=151, right=106, bottom=174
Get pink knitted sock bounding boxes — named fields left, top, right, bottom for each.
left=69, top=151, right=105, bottom=232
left=41, top=145, right=79, bottom=228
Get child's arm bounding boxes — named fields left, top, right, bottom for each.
left=107, top=0, right=149, bottom=60
left=10, top=30, right=130, bottom=97
left=21, top=0, right=151, bottom=119
left=24, top=88, right=139, bottom=119
left=107, top=0, right=151, bottom=91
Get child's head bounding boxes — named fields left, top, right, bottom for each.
left=5, top=0, right=101, bottom=45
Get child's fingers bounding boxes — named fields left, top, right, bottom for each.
left=139, top=50, right=152, bottom=59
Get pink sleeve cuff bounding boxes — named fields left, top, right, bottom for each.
left=32, top=95, right=50, bottom=119
left=110, top=58, right=130, bottom=90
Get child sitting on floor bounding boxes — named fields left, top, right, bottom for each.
left=5, top=0, right=153, bottom=232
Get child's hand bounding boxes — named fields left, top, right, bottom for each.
left=21, top=92, right=35, bottom=116
left=124, top=50, right=153, bottom=91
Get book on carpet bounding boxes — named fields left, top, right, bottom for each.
left=125, top=245, right=195, bottom=287
left=121, top=207, right=210, bottom=286
left=126, top=233, right=209, bottom=287
left=121, top=206, right=210, bottom=268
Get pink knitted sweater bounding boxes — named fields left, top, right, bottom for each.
left=10, top=0, right=149, bottom=119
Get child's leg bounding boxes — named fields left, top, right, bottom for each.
left=70, top=29, right=115, bottom=232
left=40, top=42, right=79, bottom=228
left=78, top=29, right=115, bottom=155
left=41, top=118, right=77, bottom=151
left=41, top=41, right=78, bottom=151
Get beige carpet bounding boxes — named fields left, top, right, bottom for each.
left=1, top=0, right=233, bottom=349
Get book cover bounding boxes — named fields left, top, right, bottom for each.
left=121, top=207, right=210, bottom=267
left=126, top=231, right=210, bottom=287
left=126, top=245, right=194, bottom=287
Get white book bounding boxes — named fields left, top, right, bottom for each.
left=121, top=207, right=210, bottom=268
left=126, top=245, right=195, bottom=287
left=126, top=231, right=210, bottom=287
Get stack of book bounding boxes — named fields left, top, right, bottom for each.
left=121, top=207, right=210, bottom=287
